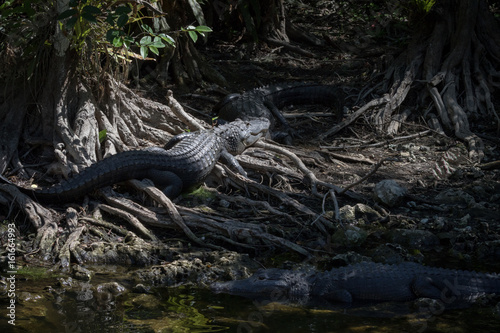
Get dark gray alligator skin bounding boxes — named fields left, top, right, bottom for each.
left=212, top=262, right=500, bottom=305
left=3, top=118, right=270, bottom=203
left=215, top=82, right=344, bottom=128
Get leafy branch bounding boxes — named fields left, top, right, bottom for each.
left=57, top=0, right=212, bottom=61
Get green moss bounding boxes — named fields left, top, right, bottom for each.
left=16, top=266, right=61, bottom=279
left=185, top=186, right=217, bottom=201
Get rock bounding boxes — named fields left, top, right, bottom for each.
left=72, top=265, right=94, bottom=281
left=369, top=244, right=406, bottom=264
left=96, top=282, right=126, bottom=296
left=373, top=180, right=407, bottom=207
left=57, top=277, right=74, bottom=288
left=434, top=189, right=475, bottom=206
left=386, top=229, right=440, bottom=250
left=329, top=251, right=371, bottom=266
left=17, top=291, right=42, bottom=303
left=129, top=293, right=162, bottom=310
left=132, top=283, right=151, bottom=293
left=332, top=226, right=368, bottom=247
left=339, top=203, right=382, bottom=223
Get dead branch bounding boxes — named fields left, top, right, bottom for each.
left=318, top=96, right=390, bottom=140
left=339, top=157, right=393, bottom=194
left=166, top=90, right=207, bottom=131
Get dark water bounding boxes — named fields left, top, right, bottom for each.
left=2, top=273, right=500, bottom=333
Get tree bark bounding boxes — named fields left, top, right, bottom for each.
left=322, top=0, right=498, bottom=161
left=258, top=0, right=288, bottom=41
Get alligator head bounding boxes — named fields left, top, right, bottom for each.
left=219, top=117, right=270, bottom=155
left=211, top=268, right=311, bottom=303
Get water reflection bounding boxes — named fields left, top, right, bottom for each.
left=2, top=277, right=500, bottom=333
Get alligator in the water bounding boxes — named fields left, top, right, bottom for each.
left=1, top=118, right=270, bottom=203
left=214, top=82, right=344, bottom=136
left=211, top=262, right=500, bottom=306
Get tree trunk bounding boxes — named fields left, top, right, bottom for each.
left=0, top=1, right=188, bottom=258
left=258, top=0, right=288, bottom=41
left=322, top=0, right=499, bottom=161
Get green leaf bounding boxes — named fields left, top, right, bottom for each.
left=149, top=45, right=159, bottom=56
left=115, top=6, right=132, bottom=15
left=106, top=13, right=115, bottom=25
left=123, top=35, right=134, bottom=49
left=152, top=37, right=165, bottom=48
left=66, top=16, right=78, bottom=30
left=81, top=12, right=97, bottom=23
left=188, top=30, right=198, bottom=43
left=117, top=13, right=129, bottom=27
left=139, top=36, right=152, bottom=45
left=159, top=34, right=176, bottom=47
left=112, top=37, right=123, bottom=48
left=141, top=24, right=153, bottom=34
left=106, top=29, right=121, bottom=43
left=140, top=45, right=148, bottom=59
left=98, top=129, right=107, bottom=143
left=58, top=9, right=77, bottom=20
left=82, top=5, right=101, bottom=15
left=195, top=25, right=212, bottom=32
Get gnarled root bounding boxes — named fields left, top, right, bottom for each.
left=321, top=0, right=498, bottom=162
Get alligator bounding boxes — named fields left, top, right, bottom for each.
left=211, top=262, right=500, bottom=306
left=2, top=118, right=270, bottom=203
left=214, top=82, right=344, bottom=135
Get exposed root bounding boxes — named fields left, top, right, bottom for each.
left=166, top=90, right=207, bottom=131
left=320, top=0, right=497, bottom=162
left=252, top=140, right=367, bottom=202
left=98, top=202, right=157, bottom=242
left=127, top=179, right=220, bottom=250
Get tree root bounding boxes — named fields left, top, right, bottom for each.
left=320, top=0, right=497, bottom=162
left=95, top=186, right=310, bottom=256
left=252, top=140, right=367, bottom=202
left=1, top=64, right=373, bottom=263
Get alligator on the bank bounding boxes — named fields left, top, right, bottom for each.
left=214, top=82, right=344, bottom=134
left=211, top=262, right=500, bottom=306
left=1, top=118, right=270, bottom=203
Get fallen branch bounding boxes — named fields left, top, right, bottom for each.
left=318, top=96, right=390, bottom=140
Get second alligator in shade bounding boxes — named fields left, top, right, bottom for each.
left=212, top=262, right=500, bottom=306
left=214, top=82, right=344, bottom=133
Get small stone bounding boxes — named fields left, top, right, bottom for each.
left=72, top=265, right=94, bottom=281
left=132, top=283, right=151, bottom=293
left=435, top=189, right=475, bottom=207
left=219, top=199, right=230, bottom=208
left=373, top=179, right=407, bottom=207
left=96, top=282, right=126, bottom=295
left=386, top=229, right=440, bottom=250
left=332, top=226, right=368, bottom=246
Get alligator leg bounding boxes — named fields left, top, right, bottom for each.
left=263, top=100, right=298, bottom=144
left=412, top=276, right=448, bottom=299
left=142, top=169, right=184, bottom=198
left=264, top=100, right=292, bottom=130
left=219, top=149, right=248, bottom=177
left=322, top=289, right=354, bottom=303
